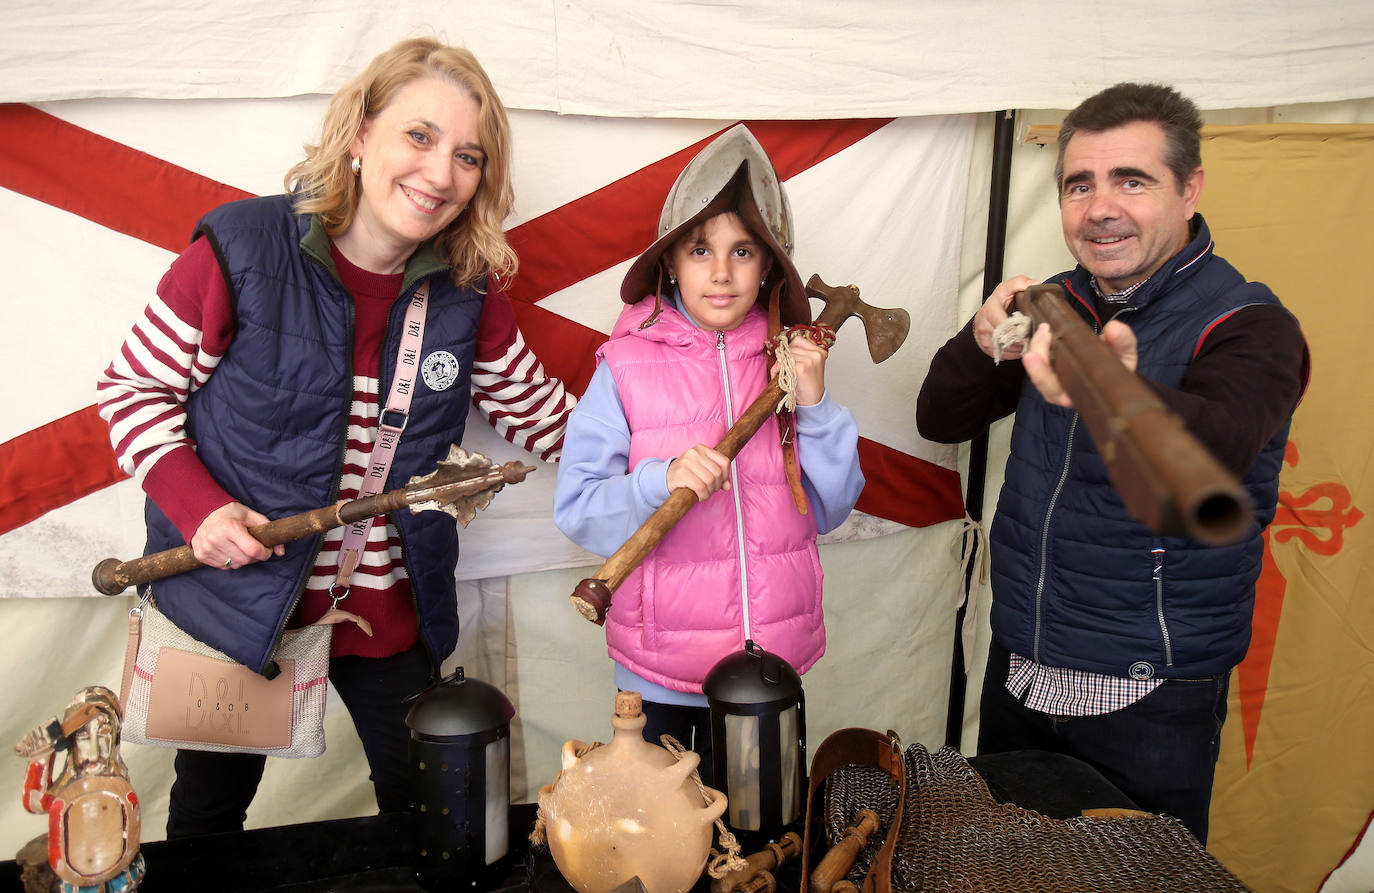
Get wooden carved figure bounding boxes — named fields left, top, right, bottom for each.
left=16, top=685, right=144, bottom=892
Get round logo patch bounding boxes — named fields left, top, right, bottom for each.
left=1127, top=661, right=1155, bottom=681
left=421, top=350, right=460, bottom=392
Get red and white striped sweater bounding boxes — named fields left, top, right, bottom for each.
left=97, top=237, right=575, bottom=658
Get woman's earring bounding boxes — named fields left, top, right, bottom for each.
left=761, top=276, right=768, bottom=286
left=350, top=156, right=362, bottom=176
left=668, top=273, right=677, bottom=285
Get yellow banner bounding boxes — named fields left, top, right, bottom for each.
left=1202, top=125, right=1374, bottom=892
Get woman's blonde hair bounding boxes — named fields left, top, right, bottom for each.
left=286, top=38, right=517, bottom=287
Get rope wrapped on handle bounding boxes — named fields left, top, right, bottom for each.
left=769, top=323, right=838, bottom=411
left=991, top=311, right=1032, bottom=364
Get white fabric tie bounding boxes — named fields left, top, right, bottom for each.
left=948, top=513, right=989, bottom=673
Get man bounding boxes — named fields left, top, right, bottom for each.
left=916, top=83, right=1307, bottom=845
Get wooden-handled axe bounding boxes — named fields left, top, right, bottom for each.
left=570, top=274, right=910, bottom=625
left=91, top=445, right=533, bottom=595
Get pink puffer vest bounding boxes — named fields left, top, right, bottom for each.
left=598, top=297, right=824, bottom=693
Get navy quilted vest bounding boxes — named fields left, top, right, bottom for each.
left=989, top=217, right=1290, bottom=679
left=145, top=195, right=484, bottom=674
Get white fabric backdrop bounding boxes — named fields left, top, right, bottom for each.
left=3, top=7, right=1374, bottom=890
left=0, top=94, right=975, bottom=852
left=5, top=1, right=1373, bottom=114
left=0, top=106, right=970, bottom=588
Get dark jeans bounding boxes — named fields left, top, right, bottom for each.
left=638, top=699, right=715, bottom=788
left=167, top=642, right=432, bottom=838
left=976, top=639, right=1229, bottom=844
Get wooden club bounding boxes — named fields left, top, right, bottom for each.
left=91, top=446, right=533, bottom=596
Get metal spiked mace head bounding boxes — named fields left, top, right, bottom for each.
left=406, top=445, right=536, bottom=528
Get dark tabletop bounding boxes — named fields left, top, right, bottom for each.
left=1, top=751, right=1136, bottom=893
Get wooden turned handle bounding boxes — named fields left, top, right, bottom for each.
left=773, top=831, right=804, bottom=864
left=739, top=872, right=777, bottom=893
left=570, top=578, right=614, bottom=626
left=90, top=504, right=344, bottom=595
left=809, top=809, right=881, bottom=893
left=710, top=831, right=804, bottom=893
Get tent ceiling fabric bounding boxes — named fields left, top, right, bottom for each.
left=5, top=0, right=1373, bottom=114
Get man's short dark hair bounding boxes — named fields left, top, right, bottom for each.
left=1055, top=83, right=1203, bottom=194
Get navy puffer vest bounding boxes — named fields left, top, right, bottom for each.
left=989, top=217, right=1290, bottom=679
left=145, top=195, right=484, bottom=674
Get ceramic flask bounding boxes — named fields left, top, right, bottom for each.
left=538, top=691, right=728, bottom=893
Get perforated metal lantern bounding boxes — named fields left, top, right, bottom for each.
left=405, top=667, right=515, bottom=889
left=703, top=641, right=806, bottom=838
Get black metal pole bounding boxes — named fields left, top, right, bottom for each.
left=945, top=109, right=1016, bottom=750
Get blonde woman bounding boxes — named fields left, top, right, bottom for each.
left=98, top=38, right=574, bottom=836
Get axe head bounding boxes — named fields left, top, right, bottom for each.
left=854, top=303, right=911, bottom=364
left=805, top=274, right=911, bottom=363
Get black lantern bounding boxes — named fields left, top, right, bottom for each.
left=404, top=667, right=515, bottom=889
left=703, top=640, right=806, bottom=840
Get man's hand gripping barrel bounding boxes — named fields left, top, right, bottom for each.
left=1014, top=283, right=1251, bottom=544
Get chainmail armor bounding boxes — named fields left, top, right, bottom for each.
left=821, top=743, right=1250, bottom=892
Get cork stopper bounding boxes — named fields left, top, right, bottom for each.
left=614, top=691, right=643, bottom=719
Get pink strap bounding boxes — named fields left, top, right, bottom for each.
left=332, top=283, right=430, bottom=603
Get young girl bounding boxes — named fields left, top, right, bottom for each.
left=553, top=125, right=864, bottom=772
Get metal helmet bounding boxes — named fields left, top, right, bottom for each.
left=620, top=124, right=811, bottom=326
